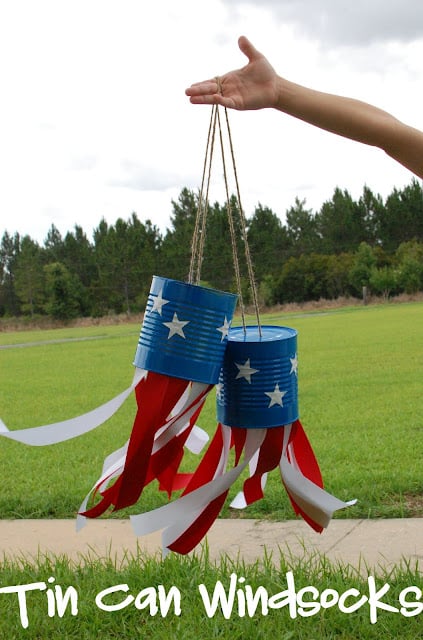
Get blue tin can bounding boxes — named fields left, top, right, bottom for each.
left=134, top=276, right=238, bottom=384
left=216, top=325, right=299, bottom=428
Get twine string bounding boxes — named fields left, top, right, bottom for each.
left=216, top=105, right=247, bottom=331
left=189, top=77, right=261, bottom=335
left=189, top=104, right=217, bottom=285
left=195, top=104, right=218, bottom=285
left=222, top=106, right=261, bottom=334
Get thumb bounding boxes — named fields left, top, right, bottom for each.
left=238, top=35, right=263, bottom=62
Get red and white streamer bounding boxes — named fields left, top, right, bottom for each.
left=77, top=377, right=212, bottom=526
left=130, top=420, right=355, bottom=555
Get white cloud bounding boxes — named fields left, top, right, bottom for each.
left=108, top=160, right=190, bottom=192
left=226, top=0, right=423, bottom=46
left=0, top=0, right=422, bottom=245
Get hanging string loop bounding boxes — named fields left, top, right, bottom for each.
left=189, top=97, right=262, bottom=336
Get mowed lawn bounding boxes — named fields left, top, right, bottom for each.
left=0, top=301, right=422, bottom=522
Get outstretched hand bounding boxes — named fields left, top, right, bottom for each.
left=185, top=36, right=280, bottom=111
left=186, top=35, right=423, bottom=178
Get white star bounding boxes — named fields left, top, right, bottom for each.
left=235, top=358, right=259, bottom=383
left=265, top=384, right=286, bottom=408
left=163, top=313, right=189, bottom=339
left=217, top=316, right=231, bottom=341
left=150, top=289, right=169, bottom=315
left=290, top=354, right=298, bottom=376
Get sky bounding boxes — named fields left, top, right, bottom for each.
left=1, top=0, right=423, bottom=244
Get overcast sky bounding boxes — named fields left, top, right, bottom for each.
left=1, top=0, right=423, bottom=244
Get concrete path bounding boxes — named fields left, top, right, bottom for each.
left=1, top=518, right=422, bottom=574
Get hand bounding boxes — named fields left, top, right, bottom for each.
left=185, top=36, right=280, bottom=110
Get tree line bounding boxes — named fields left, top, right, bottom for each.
left=1, top=179, right=423, bottom=320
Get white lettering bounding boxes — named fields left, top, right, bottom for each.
left=158, top=585, right=181, bottom=617
left=245, top=585, right=269, bottom=617
left=44, top=576, right=78, bottom=619
left=0, top=581, right=47, bottom=629
left=267, top=571, right=298, bottom=619
left=199, top=573, right=238, bottom=619
left=95, top=584, right=134, bottom=612
left=367, top=577, right=399, bottom=624
left=297, top=586, right=321, bottom=617
left=320, top=588, right=339, bottom=609
left=134, top=587, right=158, bottom=615
left=338, top=588, right=368, bottom=614
left=399, top=586, right=423, bottom=617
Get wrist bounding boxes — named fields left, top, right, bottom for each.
left=274, top=76, right=294, bottom=113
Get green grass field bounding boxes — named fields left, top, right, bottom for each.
left=1, top=301, right=423, bottom=639
left=1, top=301, right=423, bottom=521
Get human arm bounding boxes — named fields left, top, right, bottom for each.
left=274, top=78, right=423, bottom=178
left=185, top=36, right=423, bottom=178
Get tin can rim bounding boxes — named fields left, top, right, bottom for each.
left=228, top=325, right=297, bottom=343
left=152, top=275, right=238, bottom=301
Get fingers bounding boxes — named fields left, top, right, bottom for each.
left=185, top=79, right=233, bottom=107
left=187, top=93, right=233, bottom=108
left=185, top=79, right=219, bottom=97
left=238, top=35, right=262, bottom=62
left=188, top=93, right=219, bottom=105
left=185, top=35, right=263, bottom=109
left=185, top=34, right=261, bottom=99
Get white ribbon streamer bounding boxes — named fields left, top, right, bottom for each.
left=224, top=422, right=355, bottom=527
left=0, top=369, right=146, bottom=446
left=161, top=424, right=232, bottom=551
left=279, top=425, right=356, bottom=529
left=130, top=428, right=266, bottom=552
left=230, top=442, right=269, bottom=509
